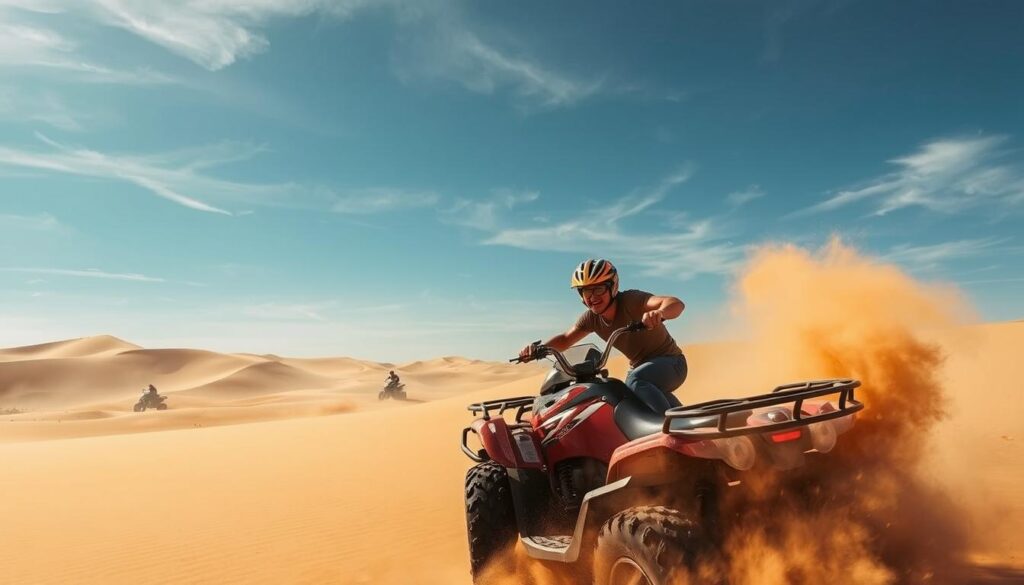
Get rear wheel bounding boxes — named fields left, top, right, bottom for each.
left=594, top=506, right=707, bottom=585
left=156, top=403, right=168, bottom=410
left=465, top=461, right=518, bottom=582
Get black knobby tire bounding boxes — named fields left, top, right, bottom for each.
left=594, top=506, right=706, bottom=585
left=156, top=403, right=168, bottom=410
left=465, top=461, right=518, bottom=582
left=133, top=403, right=145, bottom=412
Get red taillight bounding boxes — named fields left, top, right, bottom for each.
left=770, top=429, right=802, bottom=443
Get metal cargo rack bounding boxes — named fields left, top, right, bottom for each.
left=466, top=396, right=535, bottom=423
left=663, top=378, right=863, bottom=439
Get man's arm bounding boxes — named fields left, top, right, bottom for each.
left=520, top=323, right=589, bottom=360
left=641, top=294, right=685, bottom=329
left=543, top=324, right=590, bottom=352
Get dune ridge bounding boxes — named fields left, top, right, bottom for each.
left=0, top=335, right=141, bottom=361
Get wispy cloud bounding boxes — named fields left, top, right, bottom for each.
left=332, top=189, right=439, bottom=214
left=78, top=0, right=372, bottom=71
left=762, top=0, right=811, bottom=64
left=478, top=166, right=747, bottom=279
left=0, top=134, right=314, bottom=214
left=0, top=212, right=68, bottom=233
left=0, top=134, right=241, bottom=214
left=0, top=0, right=369, bottom=72
left=0, top=134, right=451, bottom=216
left=0, top=21, right=73, bottom=65
left=401, top=26, right=602, bottom=108
left=957, top=276, right=1024, bottom=285
left=442, top=189, right=539, bottom=230
left=0, top=18, right=176, bottom=84
left=0, top=267, right=165, bottom=282
left=882, top=237, right=1012, bottom=270
left=727, top=185, right=765, bottom=208
left=20, top=92, right=85, bottom=131
left=5, top=1, right=604, bottom=109
left=236, top=299, right=412, bottom=323
left=795, top=135, right=1024, bottom=217
left=241, top=301, right=334, bottom=322
left=81, top=0, right=601, bottom=106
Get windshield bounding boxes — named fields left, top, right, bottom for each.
left=548, top=343, right=600, bottom=368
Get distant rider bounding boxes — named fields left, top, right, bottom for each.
left=385, top=371, right=401, bottom=390
left=144, top=384, right=159, bottom=405
left=518, top=259, right=687, bottom=414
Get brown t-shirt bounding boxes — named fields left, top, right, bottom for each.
left=574, top=289, right=683, bottom=367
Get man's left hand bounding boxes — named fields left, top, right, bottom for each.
left=641, top=309, right=665, bottom=330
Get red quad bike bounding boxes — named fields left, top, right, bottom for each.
left=461, top=321, right=863, bottom=585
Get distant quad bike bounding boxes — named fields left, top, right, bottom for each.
left=461, top=321, right=863, bottom=585
left=378, top=383, right=407, bottom=401
left=133, top=393, right=168, bottom=412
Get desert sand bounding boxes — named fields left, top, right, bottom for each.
left=0, top=245, right=1021, bottom=584
left=0, top=325, right=1017, bottom=584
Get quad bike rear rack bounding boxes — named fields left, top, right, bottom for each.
left=467, top=396, right=535, bottom=422
left=462, top=397, right=536, bottom=462
left=663, top=378, right=863, bottom=439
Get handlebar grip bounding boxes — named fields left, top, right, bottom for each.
left=511, top=340, right=544, bottom=363
left=625, top=318, right=665, bottom=332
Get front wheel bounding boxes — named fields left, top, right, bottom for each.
left=594, top=506, right=707, bottom=585
left=378, top=391, right=387, bottom=401
left=133, top=402, right=145, bottom=412
left=465, top=461, right=518, bottom=582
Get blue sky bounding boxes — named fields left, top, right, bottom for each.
left=1, top=0, right=1023, bottom=361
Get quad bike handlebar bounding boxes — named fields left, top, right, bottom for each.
left=509, top=320, right=649, bottom=376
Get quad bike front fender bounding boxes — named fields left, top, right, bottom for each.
left=462, top=418, right=544, bottom=470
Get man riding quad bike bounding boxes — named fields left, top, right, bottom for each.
left=462, top=325, right=863, bottom=584
left=378, top=371, right=407, bottom=401
left=520, top=258, right=688, bottom=414
left=133, top=385, right=168, bottom=412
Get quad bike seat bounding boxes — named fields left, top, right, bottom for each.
left=613, top=397, right=753, bottom=440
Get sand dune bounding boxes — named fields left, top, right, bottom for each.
left=177, top=361, right=340, bottom=398
left=0, top=334, right=141, bottom=361
left=0, top=317, right=1019, bottom=584
left=277, top=356, right=386, bottom=377
left=0, top=336, right=544, bottom=424
left=0, top=336, right=543, bottom=442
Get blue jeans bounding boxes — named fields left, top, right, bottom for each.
left=625, top=355, right=688, bottom=414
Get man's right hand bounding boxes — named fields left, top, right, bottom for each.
left=518, top=343, right=536, bottom=362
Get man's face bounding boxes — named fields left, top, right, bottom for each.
left=579, top=284, right=611, bottom=313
